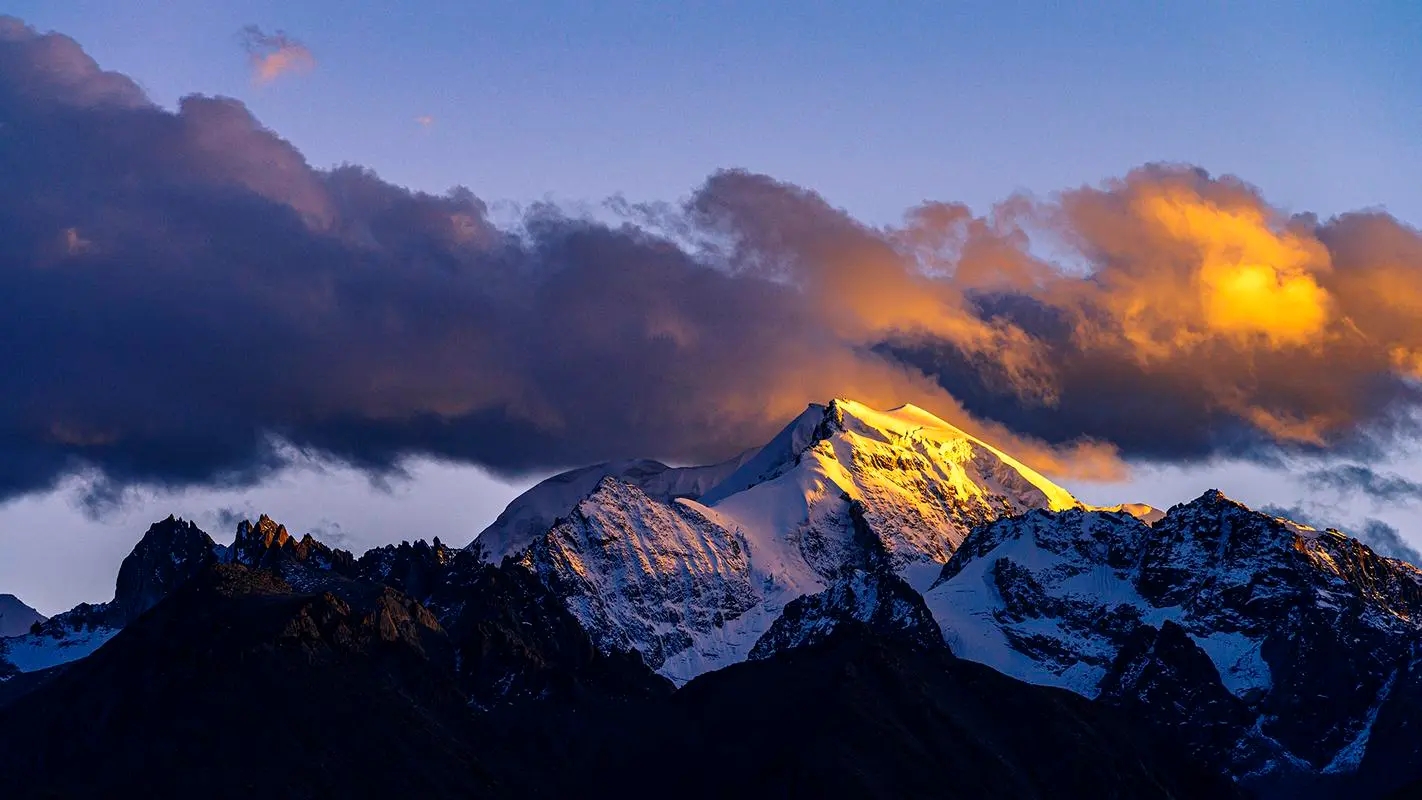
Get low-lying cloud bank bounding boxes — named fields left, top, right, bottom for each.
left=3, top=17, right=1422, bottom=500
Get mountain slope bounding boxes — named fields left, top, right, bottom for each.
left=11, top=398, right=1422, bottom=794
left=0, top=595, right=44, bottom=637
left=517, top=477, right=762, bottom=677
left=0, top=564, right=512, bottom=799
left=474, top=453, right=754, bottom=561
left=357, top=537, right=674, bottom=708
left=575, top=628, right=1242, bottom=800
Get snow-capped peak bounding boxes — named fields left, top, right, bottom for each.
left=697, top=399, right=1083, bottom=577
left=823, top=398, right=1081, bottom=513
left=510, top=398, right=1085, bottom=684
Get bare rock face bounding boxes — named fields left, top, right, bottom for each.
left=230, top=514, right=356, bottom=574
left=111, top=515, right=218, bottom=626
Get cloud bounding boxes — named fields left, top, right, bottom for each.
left=1302, top=464, right=1422, bottom=505
left=213, top=506, right=252, bottom=533
left=1355, top=519, right=1421, bottom=565
left=1262, top=503, right=1420, bottom=565
left=307, top=518, right=354, bottom=549
left=886, top=167, right=1422, bottom=462
left=240, top=25, right=314, bottom=85
left=2, top=18, right=1422, bottom=503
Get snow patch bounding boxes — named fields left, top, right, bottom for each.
left=1189, top=630, right=1272, bottom=696
left=2, top=626, right=119, bottom=673
left=1324, top=669, right=1397, bottom=774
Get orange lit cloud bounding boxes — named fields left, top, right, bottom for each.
left=1054, top=176, right=1334, bottom=359
left=241, top=26, right=314, bottom=85
left=1138, top=187, right=1332, bottom=349
left=886, top=165, right=1422, bottom=461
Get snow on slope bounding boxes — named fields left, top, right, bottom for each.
left=1, top=625, right=118, bottom=673
left=923, top=495, right=1409, bottom=699
left=697, top=404, right=828, bottom=505
left=517, top=398, right=1082, bottom=683
left=0, top=599, right=119, bottom=679
left=0, top=594, right=45, bottom=637
left=518, top=478, right=761, bottom=676
left=925, top=508, right=1153, bottom=695
left=475, top=454, right=754, bottom=560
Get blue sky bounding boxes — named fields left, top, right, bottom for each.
left=3, top=2, right=1422, bottom=613
left=12, top=1, right=1421, bottom=223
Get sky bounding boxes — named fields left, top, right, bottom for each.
left=2, top=2, right=1421, bottom=614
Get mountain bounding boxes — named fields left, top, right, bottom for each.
left=110, top=515, right=219, bottom=623
left=508, top=398, right=1082, bottom=683
left=0, top=594, right=44, bottom=638
left=8, top=397, right=1422, bottom=796
left=0, top=513, right=353, bottom=680
left=476, top=398, right=1422, bottom=791
left=0, top=559, right=1234, bottom=799
left=922, top=491, right=1422, bottom=789
left=747, top=566, right=945, bottom=660
left=0, top=564, right=511, bottom=799
left=0, top=602, right=115, bottom=679
left=0, top=511, right=670, bottom=714
left=0, top=515, right=219, bottom=678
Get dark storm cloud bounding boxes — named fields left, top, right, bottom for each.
left=4, top=17, right=1422, bottom=501
left=1303, top=465, right=1422, bottom=506
left=2, top=17, right=1096, bottom=499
